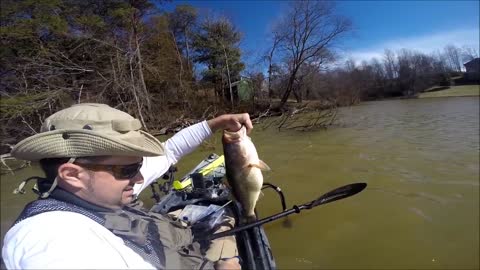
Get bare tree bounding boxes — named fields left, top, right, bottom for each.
left=383, top=49, right=398, bottom=80
left=273, top=0, right=351, bottom=107
left=444, top=44, right=463, bottom=72
left=265, top=33, right=283, bottom=99
left=431, top=50, right=449, bottom=74
left=461, top=45, right=479, bottom=63
left=370, top=58, right=386, bottom=83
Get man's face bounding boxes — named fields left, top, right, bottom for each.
left=64, top=156, right=144, bottom=209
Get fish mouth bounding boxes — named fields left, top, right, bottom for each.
left=223, top=126, right=247, bottom=143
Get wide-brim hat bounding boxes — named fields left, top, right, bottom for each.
left=11, top=103, right=164, bottom=161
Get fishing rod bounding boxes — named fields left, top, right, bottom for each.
left=194, top=182, right=367, bottom=242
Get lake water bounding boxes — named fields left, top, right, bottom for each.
left=1, top=96, right=479, bottom=269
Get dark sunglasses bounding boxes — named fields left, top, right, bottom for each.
left=77, top=161, right=143, bottom=179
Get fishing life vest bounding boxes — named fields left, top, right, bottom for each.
left=14, top=188, right=214, bottom=270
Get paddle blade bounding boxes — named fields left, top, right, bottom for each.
left=307, top=182, right=367, bottom=208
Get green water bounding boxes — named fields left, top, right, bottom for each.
left=1, top=97, right=479, bottom=269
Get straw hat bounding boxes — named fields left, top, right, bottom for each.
left=11, top=103, right=164, bottom=161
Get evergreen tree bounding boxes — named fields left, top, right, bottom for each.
left=193, top=17, right=244, bottom=105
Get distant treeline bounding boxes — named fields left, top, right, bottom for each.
left=270, top=46, right=479, bottom=106
left=0, top=0, right=478, bottom=149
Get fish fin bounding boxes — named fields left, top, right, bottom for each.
left=249, top=160, right=271, bottom=171
left=259, top=160, right=271, bottom=171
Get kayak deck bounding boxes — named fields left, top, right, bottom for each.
left=149, top=153, right=277, bottom=270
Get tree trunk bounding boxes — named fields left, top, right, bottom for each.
left=292, top=87, right=302, bottom=103
left=220, top=74, right=225, bottom=102
left=279, top=68, right=299, bottom=107
left=170, top=31, right=186, bottom=103
left=129, top=10, right=149, bottom=131
left=184, top=29, right=191, bottom=73
left=267, top=34, right=281, bottom=100
left=268, top=62, right=273, bottom=100
left=129, top=55, right=149, bottom=132
left=222, top=44, right=234, bottom=108
left=132, top=12, right=151, bottom=111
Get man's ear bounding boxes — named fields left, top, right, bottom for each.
left=58, top=163, right=88, bottom=189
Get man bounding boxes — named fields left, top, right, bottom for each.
left=2, top=103, right=249, bottom=269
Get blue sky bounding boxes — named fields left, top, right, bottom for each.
left=164, top=1, right=479, bottom=69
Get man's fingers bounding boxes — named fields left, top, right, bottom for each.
left=239, top=113, right=253, bottom=134
left=227, top=121, right=242, bottom=132
left=215, top=257, right=241, bottom=270
left=209, top=113, right=253, bottom=133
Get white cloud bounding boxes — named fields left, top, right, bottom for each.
left=345, top=28, right=479, bottom=64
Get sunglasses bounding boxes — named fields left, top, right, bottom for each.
left=77, top=161, right=143, bottom=179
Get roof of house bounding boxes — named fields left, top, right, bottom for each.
left=464, top=58, right=480, bottom=68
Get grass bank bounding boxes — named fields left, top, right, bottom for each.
left=418, top=85, right=480, bottom=98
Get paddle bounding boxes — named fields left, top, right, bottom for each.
left=194, top=182, right=367, bottom=242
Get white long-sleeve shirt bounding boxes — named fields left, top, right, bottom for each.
left=2, top=121, right=213, bottom=269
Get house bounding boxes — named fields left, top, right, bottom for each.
left=464, top=58, right=479, bottom=73
left=464, top=58, right=480, bottom=82
left=223, top=77, right=253, bottom=102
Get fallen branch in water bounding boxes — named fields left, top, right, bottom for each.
left=1, top=153, right=30, bottom=175
left=148, top=100, right=338, bottom=136
left=254, top=102, right=338, bottom=131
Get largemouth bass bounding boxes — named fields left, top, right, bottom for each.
left=222, top=126, right=270, bottom=222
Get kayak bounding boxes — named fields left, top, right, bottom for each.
left=149, top=153, right=277, bottom=270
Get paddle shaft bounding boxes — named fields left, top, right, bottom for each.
left=201, top=205, right=303, bottom=241
left=195, top=182, right=367, bottom=242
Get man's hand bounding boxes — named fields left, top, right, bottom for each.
left=214, top=257, right=241, bottom=270
left=207, top=113, right=253, bottom=134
